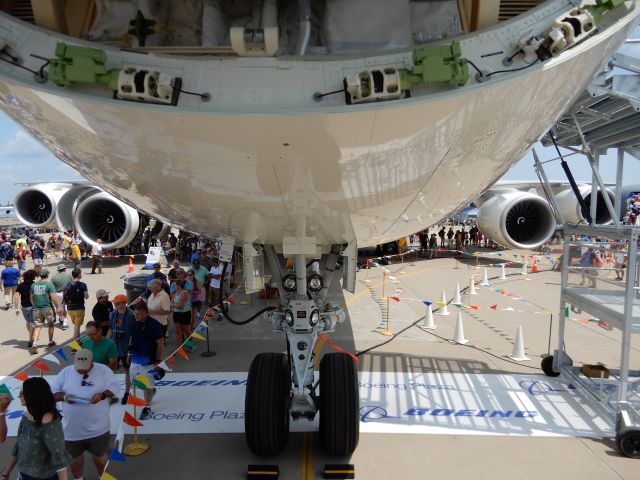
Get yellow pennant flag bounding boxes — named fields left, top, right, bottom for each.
left=191, top=332, right=206, bottom=341
left=68, top=340, right=82, bottom=351
left=102, top=472, right=117, bottom=480
left=132, top=374, right=153, bottom=391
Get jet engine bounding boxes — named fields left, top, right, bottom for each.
left=55, top=185, right=102, bottom=232
left=74, top=191, right=140, bottom=249
left=477, top=190, right=557, bottom=250
left=555, top=185, right=616, bottom=225
left=14, top=183, right=71, bottom=229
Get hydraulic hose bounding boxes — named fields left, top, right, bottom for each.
left=217, top=259, right=275, bottom=325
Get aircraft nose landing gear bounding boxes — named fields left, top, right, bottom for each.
left=244, top=246, right=360, bottom=457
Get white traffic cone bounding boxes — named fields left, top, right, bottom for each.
left=508, top=325, right=530, bottom=361
left=520, top=258, right=528, bottom=275
left=423, top=303, right=436, bottom=329
left=481, top=267, right=490, bottom=287
left=500, top=264, right=507, bottom=280
left=437, top=290, right=450, bottom=316
left=452, top=311, right=468, bottom=344
left=452, top=283, right=462, bottom=305
left=469, top=276, right=477, bottom=295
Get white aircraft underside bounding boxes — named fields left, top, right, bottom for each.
left=0, top=1, right=638, bottom=248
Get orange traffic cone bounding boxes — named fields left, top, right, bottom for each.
left=127, top=257, right=134, bottom=273
left=532, top=257, right=538, bottom=273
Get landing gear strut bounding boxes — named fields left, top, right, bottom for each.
left=243, top=244, right=359, bottom=456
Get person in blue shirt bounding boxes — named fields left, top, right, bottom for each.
left=189, top=249, right=201, bottom=266
left=30, top=240, right=45, bottom=266
left=108, top=295, right=136, bottom=404
left=146, top=263, right=169, bottom=292
left=128, top=303, right=164, bottom=419
left=1, top=260, right=21, bottom=308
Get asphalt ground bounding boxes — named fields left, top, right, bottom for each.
left=0, top=246, right=638, bottom=479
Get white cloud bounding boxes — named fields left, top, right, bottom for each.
left=0, top=130, right=52, bottom=160
left=0, top=130, right=84, bottom=203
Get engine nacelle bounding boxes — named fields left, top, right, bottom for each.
left=14, top=183, right=71, bottom=229
left=74, top=192, right=140, bottom=249
left=55, top=185, right=102, bottom=232
left=555, top=185, right=616, bottom=225
left=477, top=190, right=556, bottom=250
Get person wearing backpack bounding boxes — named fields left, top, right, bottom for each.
left=64, top=269, right=89, bottom=341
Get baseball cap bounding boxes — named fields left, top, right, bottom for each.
left=57, top=264, right=66, bottom=271
left=113, top=294, right=128, bottom=304
left=96, top=289, right=109, bottom=298
left=74, top=349, right=93, bottom=370
left=40, top=268, right=50, bottom=277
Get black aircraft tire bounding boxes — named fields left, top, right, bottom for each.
left=245, top=353, right=290, bottom=456
left=541, top=355, right=560, bottom=377
left=319, top=352, right=360, bottom=456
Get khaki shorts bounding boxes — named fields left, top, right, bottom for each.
left=65, top=431, right=110, bottom=458
left=68, top=309, right=86, bottom=326
left=33, top=308, right=54, bottom=327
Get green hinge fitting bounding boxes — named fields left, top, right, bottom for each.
left=399, top=42, right=470, bottom=89
left=48, top=42, right=120, bottom=90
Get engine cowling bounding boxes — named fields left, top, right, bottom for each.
left=74, top=192, right=140, bottom=249
left=14, top=183, right=71, bottom=229
left=55, top=185, right=102, bottom=232
left=555, top=185, right=616, bottom=225
left=477, top=190, right=557, bottom=250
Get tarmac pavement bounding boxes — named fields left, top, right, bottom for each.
left=0, top=247, right=639, bottom=479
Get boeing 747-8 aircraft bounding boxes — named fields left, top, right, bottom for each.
left=0, top=0, right=638, bottom=457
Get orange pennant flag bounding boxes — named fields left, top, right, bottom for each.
left=167, top=355, right=176, bottom=366
left=123, top=411, right=144, bottom=427
left=177, top=347, right=189, bottom=360
left=127, top=395, right=149, bottom=407
left=31, top=359, right=51, bottom=371
left=489, top=305, right=497, bottom=310
left=390, top=297, right=400, bottom=302
left=14, top=371, right=28, bottom=382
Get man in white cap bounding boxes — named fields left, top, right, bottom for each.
left=91, top=289, right=113, bottom=337
left=51, top=348, right=119, bottom=480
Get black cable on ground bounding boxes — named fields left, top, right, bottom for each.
left=218, top=260, right=275, bottom=325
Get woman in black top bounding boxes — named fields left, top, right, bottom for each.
left=13, top=270, right=36, bottom=349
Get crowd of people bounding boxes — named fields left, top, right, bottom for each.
left=0, top=227, right=233, bottom=479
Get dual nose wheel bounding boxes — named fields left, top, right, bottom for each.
left=245, top=352, right=359, bottom=457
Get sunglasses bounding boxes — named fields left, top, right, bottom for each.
left=81, top=374, right=94, bottom=387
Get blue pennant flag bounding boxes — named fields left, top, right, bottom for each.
left=422, top=300, right=432, bottom=306
left=54, top=348, right=68, bottom=362
left=109, top=448, right=127, bottom=463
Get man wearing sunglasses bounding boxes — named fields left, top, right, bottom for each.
left=51, top=349, right=119, bottom=480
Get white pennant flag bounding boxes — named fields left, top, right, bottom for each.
left=115, top=424, right=125, bottom=452
left=42, top=353, right=60, bottom=365
left=158, top=360, right=172, bottom=372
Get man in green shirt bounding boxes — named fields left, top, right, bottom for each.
left=29, top=269, right=59, bottom=355
left=51, top=264, right=72, bottom=330
left=82, top=321, right=118, bottom=372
